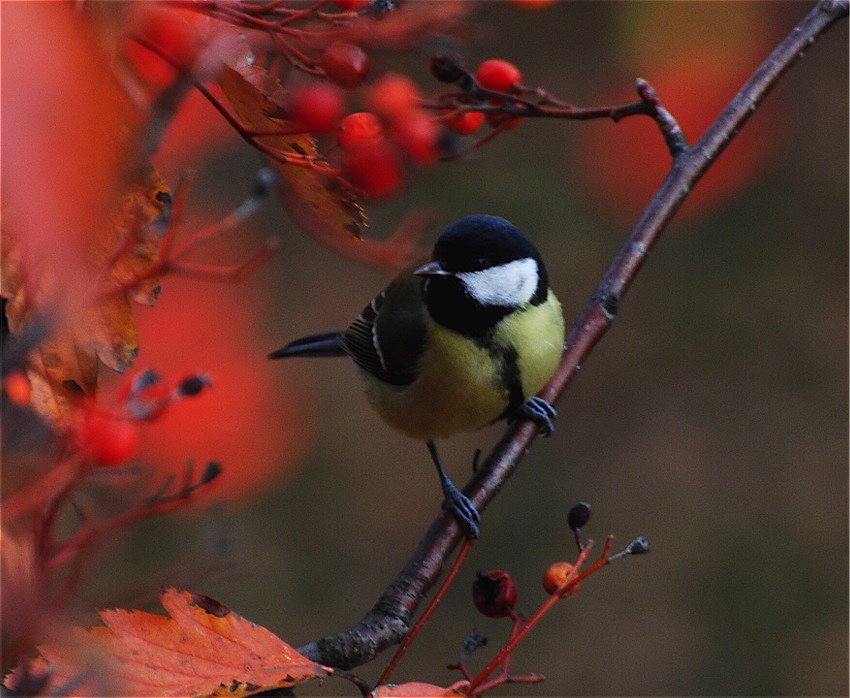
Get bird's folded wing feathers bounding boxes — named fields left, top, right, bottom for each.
left=342, top=277, right=427, bottom=387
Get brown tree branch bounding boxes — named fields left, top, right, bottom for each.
left=297, top=0, right=848, bottom=671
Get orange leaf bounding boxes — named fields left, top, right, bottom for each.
left=217, top=59, right=367, bottom=240
left=5, top=588, right=330, bottom=697
left=2, top=170, right=170, bottom=429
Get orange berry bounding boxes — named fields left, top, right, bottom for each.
left=543, top=561, right=577, bottom=597
left=3, top=371, right=31, bottom=407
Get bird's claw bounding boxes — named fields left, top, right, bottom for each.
left=521, top=396, right=557, bottom=436
left=441, top=482, right=481, bottom=539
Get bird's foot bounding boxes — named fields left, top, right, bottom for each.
left=441, top=480, right=480, bottom=539
left=521, top=396, right=558, bottom=436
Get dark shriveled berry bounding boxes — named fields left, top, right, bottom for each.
left=472, top=570, right=518, bottom=619
left=430, top=53, right=467, bottom=84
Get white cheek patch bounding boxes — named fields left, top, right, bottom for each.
left=457, top=257, right=539, bottom=307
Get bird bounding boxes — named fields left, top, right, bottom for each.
left=269, top=214, right=565, bottom=537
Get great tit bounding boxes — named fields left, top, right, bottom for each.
left=269, top=214, right=565, bottom=537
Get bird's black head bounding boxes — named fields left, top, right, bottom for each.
left=432, top=215, right=546, bottom=277
left=417, top=215, right=550, bottom=337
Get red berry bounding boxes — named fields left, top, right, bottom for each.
left=476, top=58, right=522, bottom=92
left=442, top=109, right=485, bottom=136
left=332, top=0, right=370, bottom=9
left=511, top=0, right=558, bottom=9
left=321, top=41, right=371, bottom=89
left=486, top=100, right=523, bottom=131
left=472, top=570, right=518, bottom=619
left=336, top=111, right=384, bottom=150
left=289, top=84, right=346, bottom=133
left=144, top=9, right=199, bottom=70
left=128, top=6, right=200, bottom=84
left=542, top=561, right=577, bottom=597
left=390, top=109, right=440, bottom=165
left=3, top=371, right=31, bottom=407
left=80, top=410, right=141, bottom=466
left=366, top=73, right=421, bottom=120
left=342, top=141, right=405, bottom=199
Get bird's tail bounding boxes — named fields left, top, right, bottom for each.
left=268, top=332, right=346, bottom=359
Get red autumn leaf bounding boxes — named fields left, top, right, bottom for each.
left=4, top=588, right=331, bottom=697
left=217, top=59, right=367, bottom=240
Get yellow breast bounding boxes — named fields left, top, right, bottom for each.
left=361, top=292, right=564, bottom=441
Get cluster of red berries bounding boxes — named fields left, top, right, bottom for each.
left=125, top=1, right=533, bottom=200
left=287, top=50, right=526, bottom=199
left=126, top=2, right=533, bottom=200
left=287, top=67, right=438, bottom=199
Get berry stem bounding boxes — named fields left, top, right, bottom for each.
left=376, top=538, right=474, bottom=688
left=467, top=540, right=607, bottom=693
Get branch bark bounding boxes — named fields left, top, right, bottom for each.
left=298, top=0, right=848, bottom=671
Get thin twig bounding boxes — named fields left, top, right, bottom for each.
left=376, top=539, right=473, bottom=687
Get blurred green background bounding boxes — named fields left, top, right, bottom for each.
left=80, top=2, right=847, bottom=695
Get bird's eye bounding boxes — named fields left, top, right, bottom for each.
left=475, top=256, right=487, bottom=270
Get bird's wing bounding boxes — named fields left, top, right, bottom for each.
left=341, top=275, right=427, bottom=386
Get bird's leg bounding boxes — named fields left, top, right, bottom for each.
left=520, top=396, right=557, bottom=436
left=426, top=440, right=480, bottom=539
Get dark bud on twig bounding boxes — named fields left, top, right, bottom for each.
left=625, top=536, right=650, bottom=555
left=235, top=169, right=278, bottom=222
left=177, top=373, right=212, bottom=397
left=131, top=369, right=161, bottom=393
left=458, top=629, right=487, bottom=664
left=200, top=461, right=223, bottom=486
left=567, top=501, right=591, bottom=531
left=608, top=536, right=650, bottom=561
left=365, top=0, right=399, bottom=16
left=568, top=501, right=591, bottom=551
left=251, top=167, right=278, bottom=200
left=430, top=53, right=468, bottom=84
left=154, top=190, right=173, bottom=230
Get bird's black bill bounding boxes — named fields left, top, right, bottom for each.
left=426, top=440, right=480, bottom=539
left=268, top=332, right=346, bottom=359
